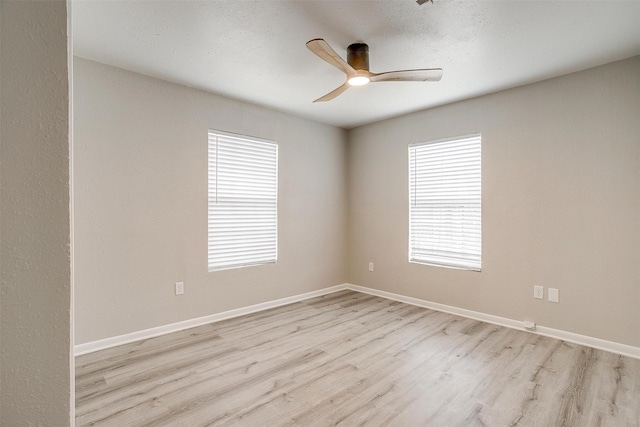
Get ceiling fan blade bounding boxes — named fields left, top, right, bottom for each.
left=313, top=82, right=350, bottom=103
left=370, top=68, right=443, bottom=82
left=306, top=39, right=355, bottom=76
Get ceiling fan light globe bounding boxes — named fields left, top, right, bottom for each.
left=348, top=76, right=370, bottom=86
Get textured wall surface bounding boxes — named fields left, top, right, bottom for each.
left=73, top=58, right=348, bottom=344
left=348, top=57, right=640, bottom=347
left=1, top=5, right=3, bottom=419
left=0, top=1, right=72, bottom=425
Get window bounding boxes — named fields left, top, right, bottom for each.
left=409, top=134, right=481, bottom=271
left=208, top=130, right=278, bottom=271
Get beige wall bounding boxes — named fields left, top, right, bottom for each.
left=73, top=58, right=349, bottom=344
left=0, top=1, right=72, bottom=425
left=348, top=57, right=640, bottom=347
left=75, top=54, right=639, bottom=351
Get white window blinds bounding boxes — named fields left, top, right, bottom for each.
left=409, top=134, right=481, bottom=271
left=208, top=130, right=278, bottom=271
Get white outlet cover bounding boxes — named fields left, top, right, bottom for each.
left=533, top=286, right=544, bottom=300
left=175, top=281, right=184, bottom=295
left=368, top=262, right=374, bottom=272
left=548, top=288, right=559, bottom=303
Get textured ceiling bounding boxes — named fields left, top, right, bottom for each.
left=72, top=1, right=640, bottom=129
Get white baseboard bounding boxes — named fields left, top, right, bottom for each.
left=74, top=284, right=349, bottom=356
left=346, top=283, right=640, bottom=360
left=75, top=282, right=640, bottom=360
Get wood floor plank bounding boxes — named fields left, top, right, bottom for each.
left=76, top=290, right=640, bottom=426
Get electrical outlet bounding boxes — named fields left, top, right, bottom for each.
left=175, top=282, right=184, bottom=295
left=368, top=262, right=374, bottom=272
left=533, top=285, right=544, bottom=300
left=548, top=288, right=559, bottom=303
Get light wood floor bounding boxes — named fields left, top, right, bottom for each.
left=76, top=290, right=640, bottom=426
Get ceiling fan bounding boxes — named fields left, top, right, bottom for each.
left=306, top=38, right=443, bottom=102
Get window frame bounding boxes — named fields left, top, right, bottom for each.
left=408, top=133, right=482, bottom=271
left=208, top=129, right=278, bottom=272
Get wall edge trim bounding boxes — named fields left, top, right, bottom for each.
left=75, top=283, right=639, bottom=360
left=74, top=284, right=349, bottom=356
left=346, top=284, right=640, bottom=360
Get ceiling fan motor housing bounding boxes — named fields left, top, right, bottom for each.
left=347, top=43, right=370, bottom=71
